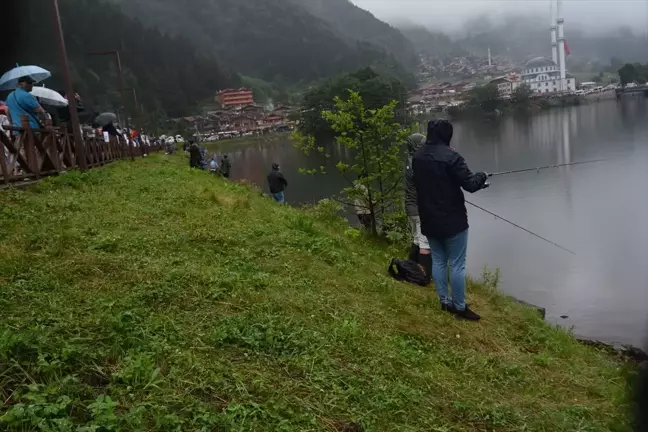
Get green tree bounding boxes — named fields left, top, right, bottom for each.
left=468, top=84, right=502, bottom=112
left=634, top=63, right=648, bottom=84
left=299, top=68, right=407, bottom=138
left=609, top=57, right=624, bottom=72
left=618, top=63, right=638, bottom=87
left=293, top=91, right=411, bottom=237
left=512, top=84, right=533, bottom=105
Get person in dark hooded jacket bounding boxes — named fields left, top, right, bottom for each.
left=267, top=163, right=288, bottom=203
left=188, top=141, right=202, bottom=169
left=220, top=155, right=232, bottom=178
left=412, top=119, right=490, bottom=321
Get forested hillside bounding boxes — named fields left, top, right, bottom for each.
left=3, top=0, right=238, bottom=119
left=290, top=0, right=418, bottom=70
left=3, top=0, right=421, bottom=121
left=105, top=0, right=416, bottom=86
left=399, top=26, right=466, bottom=60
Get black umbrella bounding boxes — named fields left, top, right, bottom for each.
left=93, top=112, right=117, bottom=127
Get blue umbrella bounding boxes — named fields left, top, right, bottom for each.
left=0, top=65, right=51, bottom=91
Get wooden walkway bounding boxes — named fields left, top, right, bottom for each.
left=1, top=116, right=160, bottom=186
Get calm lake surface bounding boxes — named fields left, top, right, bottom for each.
left=213, top=98, right=648, bottom=348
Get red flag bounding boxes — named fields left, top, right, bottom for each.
left=564, top=40, right=571, bottom=56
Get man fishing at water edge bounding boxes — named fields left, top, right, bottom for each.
left=413, top=119, right=490, bottom=321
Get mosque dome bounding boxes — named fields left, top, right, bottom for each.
left=524, top=57, right=557, bottom=69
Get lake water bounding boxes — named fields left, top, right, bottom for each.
left=212, top=98, right=648, bottom=348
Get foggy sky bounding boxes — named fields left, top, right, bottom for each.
left=351, top=0, right=648, bottom=35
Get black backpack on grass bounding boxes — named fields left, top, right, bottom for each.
left=388, top=258, right=429, bottom=287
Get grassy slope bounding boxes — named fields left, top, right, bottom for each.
left=0, top=155, right=632, bottom=431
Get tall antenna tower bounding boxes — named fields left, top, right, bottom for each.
left=550, top=0, right=558, bottom=64
left=557, top=0, right=566, bottom=92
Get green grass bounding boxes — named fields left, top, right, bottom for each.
left=205, top=134, right=287, bottom=152
left=0, top=154, right=633, bottom=431
left=570, top=72, right=618, bottom=85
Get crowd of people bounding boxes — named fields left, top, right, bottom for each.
left=1, top=75, right=154, bottom=177
left=181, top=138, right=289, bottom=205
left=1, top=75, right=153, bottom=149
left=182, top=140, right=232, bottom=178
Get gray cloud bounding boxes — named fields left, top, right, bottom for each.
left=351, top=0, right=648, bottom=34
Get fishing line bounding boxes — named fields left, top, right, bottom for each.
left=489, top=158, right=615, bottom=177
left=466, top=200, right=576, bottom=256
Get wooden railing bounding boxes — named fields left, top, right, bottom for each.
left=1, top=116, right=160, bottom=186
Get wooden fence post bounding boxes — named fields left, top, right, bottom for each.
left=88, top=135, right=97, bottom=167
left=97, top=134, right=105, bottom=166
left=109, top=135, right=115, bottom=162
left=0, top=133, right=11, bottom=185
left=128, top=134, right=134, bottom=161
left=43, top=118, right=62, bottom=173
left=21, top=116, right=39, bottom=179
left=119, top=135, right=125, bottom=159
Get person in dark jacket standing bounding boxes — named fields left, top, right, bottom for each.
left=404, top=133, right=431, bottom=284
left=267, top=163, right=288, bottom=203
left=413, top=119, right=490, bottom=321
left=189, top=141, right=202, bottom=169
left=220, top=154, right=232, bottom=178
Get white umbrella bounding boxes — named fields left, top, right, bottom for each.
left=31, top=87, right=68, bottom=107
left=0, top=65, right=51, bottom=91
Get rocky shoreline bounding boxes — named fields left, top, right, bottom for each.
left=509, top=295, right=648, bottom=364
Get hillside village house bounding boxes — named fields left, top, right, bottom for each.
left=171, top=103, right=295, bottom=134
left=406, top=81, right=471, bottom=114
left=216, top=88, right=254, bottom=108
left=489, top=73, right=521, bottom=98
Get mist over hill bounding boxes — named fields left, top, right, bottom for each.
left=397, top=14, right=647, bottom=66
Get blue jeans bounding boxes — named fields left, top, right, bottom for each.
left=272, top=191, right=285, bottom=203
left=427, top=229, right=469, bottom=311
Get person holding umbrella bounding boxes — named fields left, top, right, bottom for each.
left=5, top=76, right=49, bottom=132
left=93, top=113, right=119, bottom=136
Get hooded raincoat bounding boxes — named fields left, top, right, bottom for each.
left=412, top=120, right=488, bottom=240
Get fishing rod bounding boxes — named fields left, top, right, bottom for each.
left=489, top=158, right=615, bottom=177
left=466, top=200, right=576, bottom=256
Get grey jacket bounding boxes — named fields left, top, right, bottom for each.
left=404, top=133, right=427, bottom=217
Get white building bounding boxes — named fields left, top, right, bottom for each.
left=489, top=76, right=521, bottom=98
left=522, top=57, right=575, bottom=94
left=510, top=1, right=576, bottom=95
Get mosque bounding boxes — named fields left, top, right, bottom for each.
left=522, top=0, right=576, bottom=94
left=491, top=0, right=576, bottom=96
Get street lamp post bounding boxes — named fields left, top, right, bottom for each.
left=50, top=0, right=87, bottom=171
left=124, top=87, right=147, bottom=133
left=87, top=50, right=128, bottom=126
